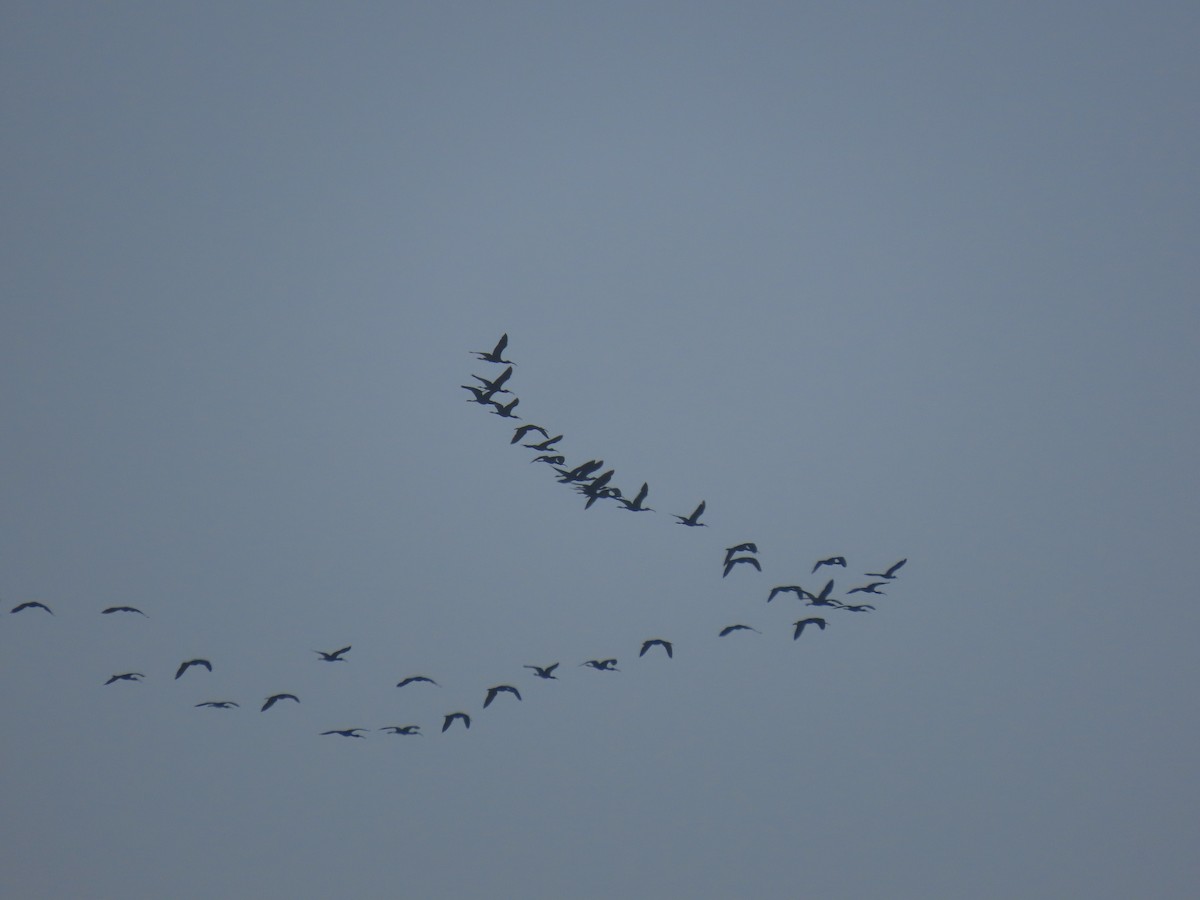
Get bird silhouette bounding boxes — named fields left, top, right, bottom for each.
left=524, top=434, right=563, bottom=451
left=483, top=685, right=522, bottom=708
left=380, top=725, right=421, bottom=735
left=471, top=366, right=514, bottom=393
left=767, top=585, right=805, bottom=602
left=639, top=639, right=673, bottom=659
left=472, top=333, right=513, bottom=364
left=195, top=701, right=239, bottom=709
left=847, top=582, right=887, bottom=595
left=618, top=482, right=654, bottom=512
left=724, top=543, right=758, bottom=564
left=554, top=459, right=603, bottom=482
left=396, top=675, right=439, bottom=688
left=792, top=617, right=828, bottom=639
left=812, top=556, right=847, bottom=573
left=442, top=712, right=471, bottom=732
left=838, top=603, right=876, bottom=612
left=530, top=454, right=566, bottom=466
left=723, top=556, right=762, bottom=577
left=10, top=601, right=52, bottom=615
left=803, top=580, right=842, bottom=607
left=462, top=384, right=500, bottom=404
left=314, top=646, right=352, bottom=662
left=175, top=658, right=212, bottom=680
left=489, top=396, right=520, bottom=418
left=581, top=658, right=619, bottom=671
left=321, top=728, right=367, bottom=738
left=674, top=500, right=707, bottom=527
left=866, top=559, right=907, bottom=580
left=104, top=672, right=144, bottom=684
left=524, top=663, right=560, bottom=679
left=718, top=624, right=761, bottom=637
left=511, top=423, right=549, bottom=444
left=101, top=605, right=147, bottom=616
left=261, top=693, right=300, bottom=711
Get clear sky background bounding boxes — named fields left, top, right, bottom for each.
left=3, top=3, right=1198, bottom=898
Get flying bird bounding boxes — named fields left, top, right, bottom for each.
left=380, top=725, right=421, bottom=735
left=530, top=454, right=566, bottom=466
left=718, top=624, right=761, bottom=637
left=767, top=585, right=806, bottom=602
left=104, top=672, right=144, bottom=685
left=804, top=580, right=843, bottom=607
left=524, top=434, right=563, bottom=451
left=723, top=556, right=762, bottom=577
left=581, top=658, right=619, bottom=671
left=618, top=482, right=654, bottom=512
left=724, top=543, right=758, bottom=564
left=321, top=728, right=367, bottom=738
left=442, top=712, right=471, bottom=732
left=511, top=423, right=549, bottom=444
left=847, top=582, right=888, bottom=595
left=101, top=605, right=147, bottom=616
left=639, top=639, right=673, bottom=659
left=524, top=663, right=560, bottom=679
left=471, top=366, right=514, bottom=393
left=674, top=500, right=707, bottom=527
left=396, top=676, right=438, bottom=688
left=261, top=693, right=300, bottom=711
left=472, top=333, right=513, bottom=364
left=812, top=556, right=847, bottom=573
left=489, top=396, right=520, bottom=418
left=792, top=617, right=828, bottom=639
left=838, top=603, right=876, bottom=612
left=462, top=384, right=500, bottom=404
left=554, top=459, right=603, bottom=482
left=483, top=685, right=522, bottom=708
left=175, top=658, right=212, bottom=680
left=866, top=558, right=907, bottom=580
left=10, top=601, right=52, bottom=615
left=313, top=645, right=352, bottom=662
left=195, top=701, right=239, bottom=709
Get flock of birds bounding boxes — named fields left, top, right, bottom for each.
left=6, top=333, right=907, bottom=740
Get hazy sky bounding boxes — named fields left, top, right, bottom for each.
left=3, top=4, right=1198, bottom=898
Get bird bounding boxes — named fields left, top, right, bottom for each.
left=618, top=482, right=654, bottom=512
left=792, top=617, right=827, bottom=639
left=10, top=601, right=53, bottom=615
left=462, top=384, right=500, bottom=404
left=554, top=459, right=603, bottom=482
left=866, top=558, right=907, bottom=580
left=524, top=434, right=563, bottom=451
left=511, top=423, right=549, bottom=444
left=261, top=693, right=300, bottom=711
left=804, top=580, right=842, bottom=607
left=380, top=725, right=421, bottom=735
left=838, top=603, right=876, bottom=612
left=313, top=645, right=352, bottom=662
left=847, top=582, right=888, bottom=595
left=101, top=605, right=147, bottom=616
left=524, top=663, right=560, bottom=679
left=471, top=366, right=514, bottom=394
left=724, top=543, right=758, bottom=564
left=321, top=728, right=367, bottom=738
left=639, top=639, right=673, bottom=659
left=767, top=585, right=806, bottom=602
left=195, top=701, right=239, bottom=709
left=718, top=624, right=761, bottom=637
left=442, top=712, right=471, bottom=732
left=489, top=396, right=520, bottom=418
left=175, top=658, right=212, bottom=680
left=812, top=556, right=847, bottom=573
left=581, top=658, right=619, bottom=671
left=530, top=454, right=566, bottom=466
left=674, top=500, right=707, bottom=526
left=472, top=333, right=513, bottom=364
left=396, top=675, right=438, bottom=688
left=104, top=672, right=144, bottom=684
left=723, top=556, right=762, bottom=577
left=483, top=685, right=522, bottom=708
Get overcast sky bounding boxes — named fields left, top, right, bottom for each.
left=3, top=3, right=1198, bottom=899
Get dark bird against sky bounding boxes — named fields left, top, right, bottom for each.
left=812, top=556, right=847, bottom=573
left=524, top=663, right=560, bottom=679
left=581, top=658, right=619, bottom=671
left=175, top=658, right=212, bottom=680
left=718, top=624, right=761, bottom=636
left=483, top=684, right=522, bottom=707
left=314, top=645, right=352, bottom=661
left=442, top=712, right=471, bottom=732
left=723, top=556, right=762, bottom=577
left=866, top=558, right=907, bottom=580
left=105, top=672, right=144, bottom=684
left=101, top=605, right=147, bottom=616
left=196, top=701, right=239, bottom=709
left=380, top=725, right=421, bottom=735
left=639, top=639, right=673, bottom=658
left=10, top=601, right=53, bottom=615
left=674, top=500, right=707, bottom=527
left=396, top=675, right=439, bottom=688
left=261, top=693, right=300, bottom=712
left=321, top=728, right=367, bottom=738
left=792, top=617, right=828, bottom=639
left=471, top=333, right=513, bottom=364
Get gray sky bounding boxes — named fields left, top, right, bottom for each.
left=3, top=3, right=1198, bottom=898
